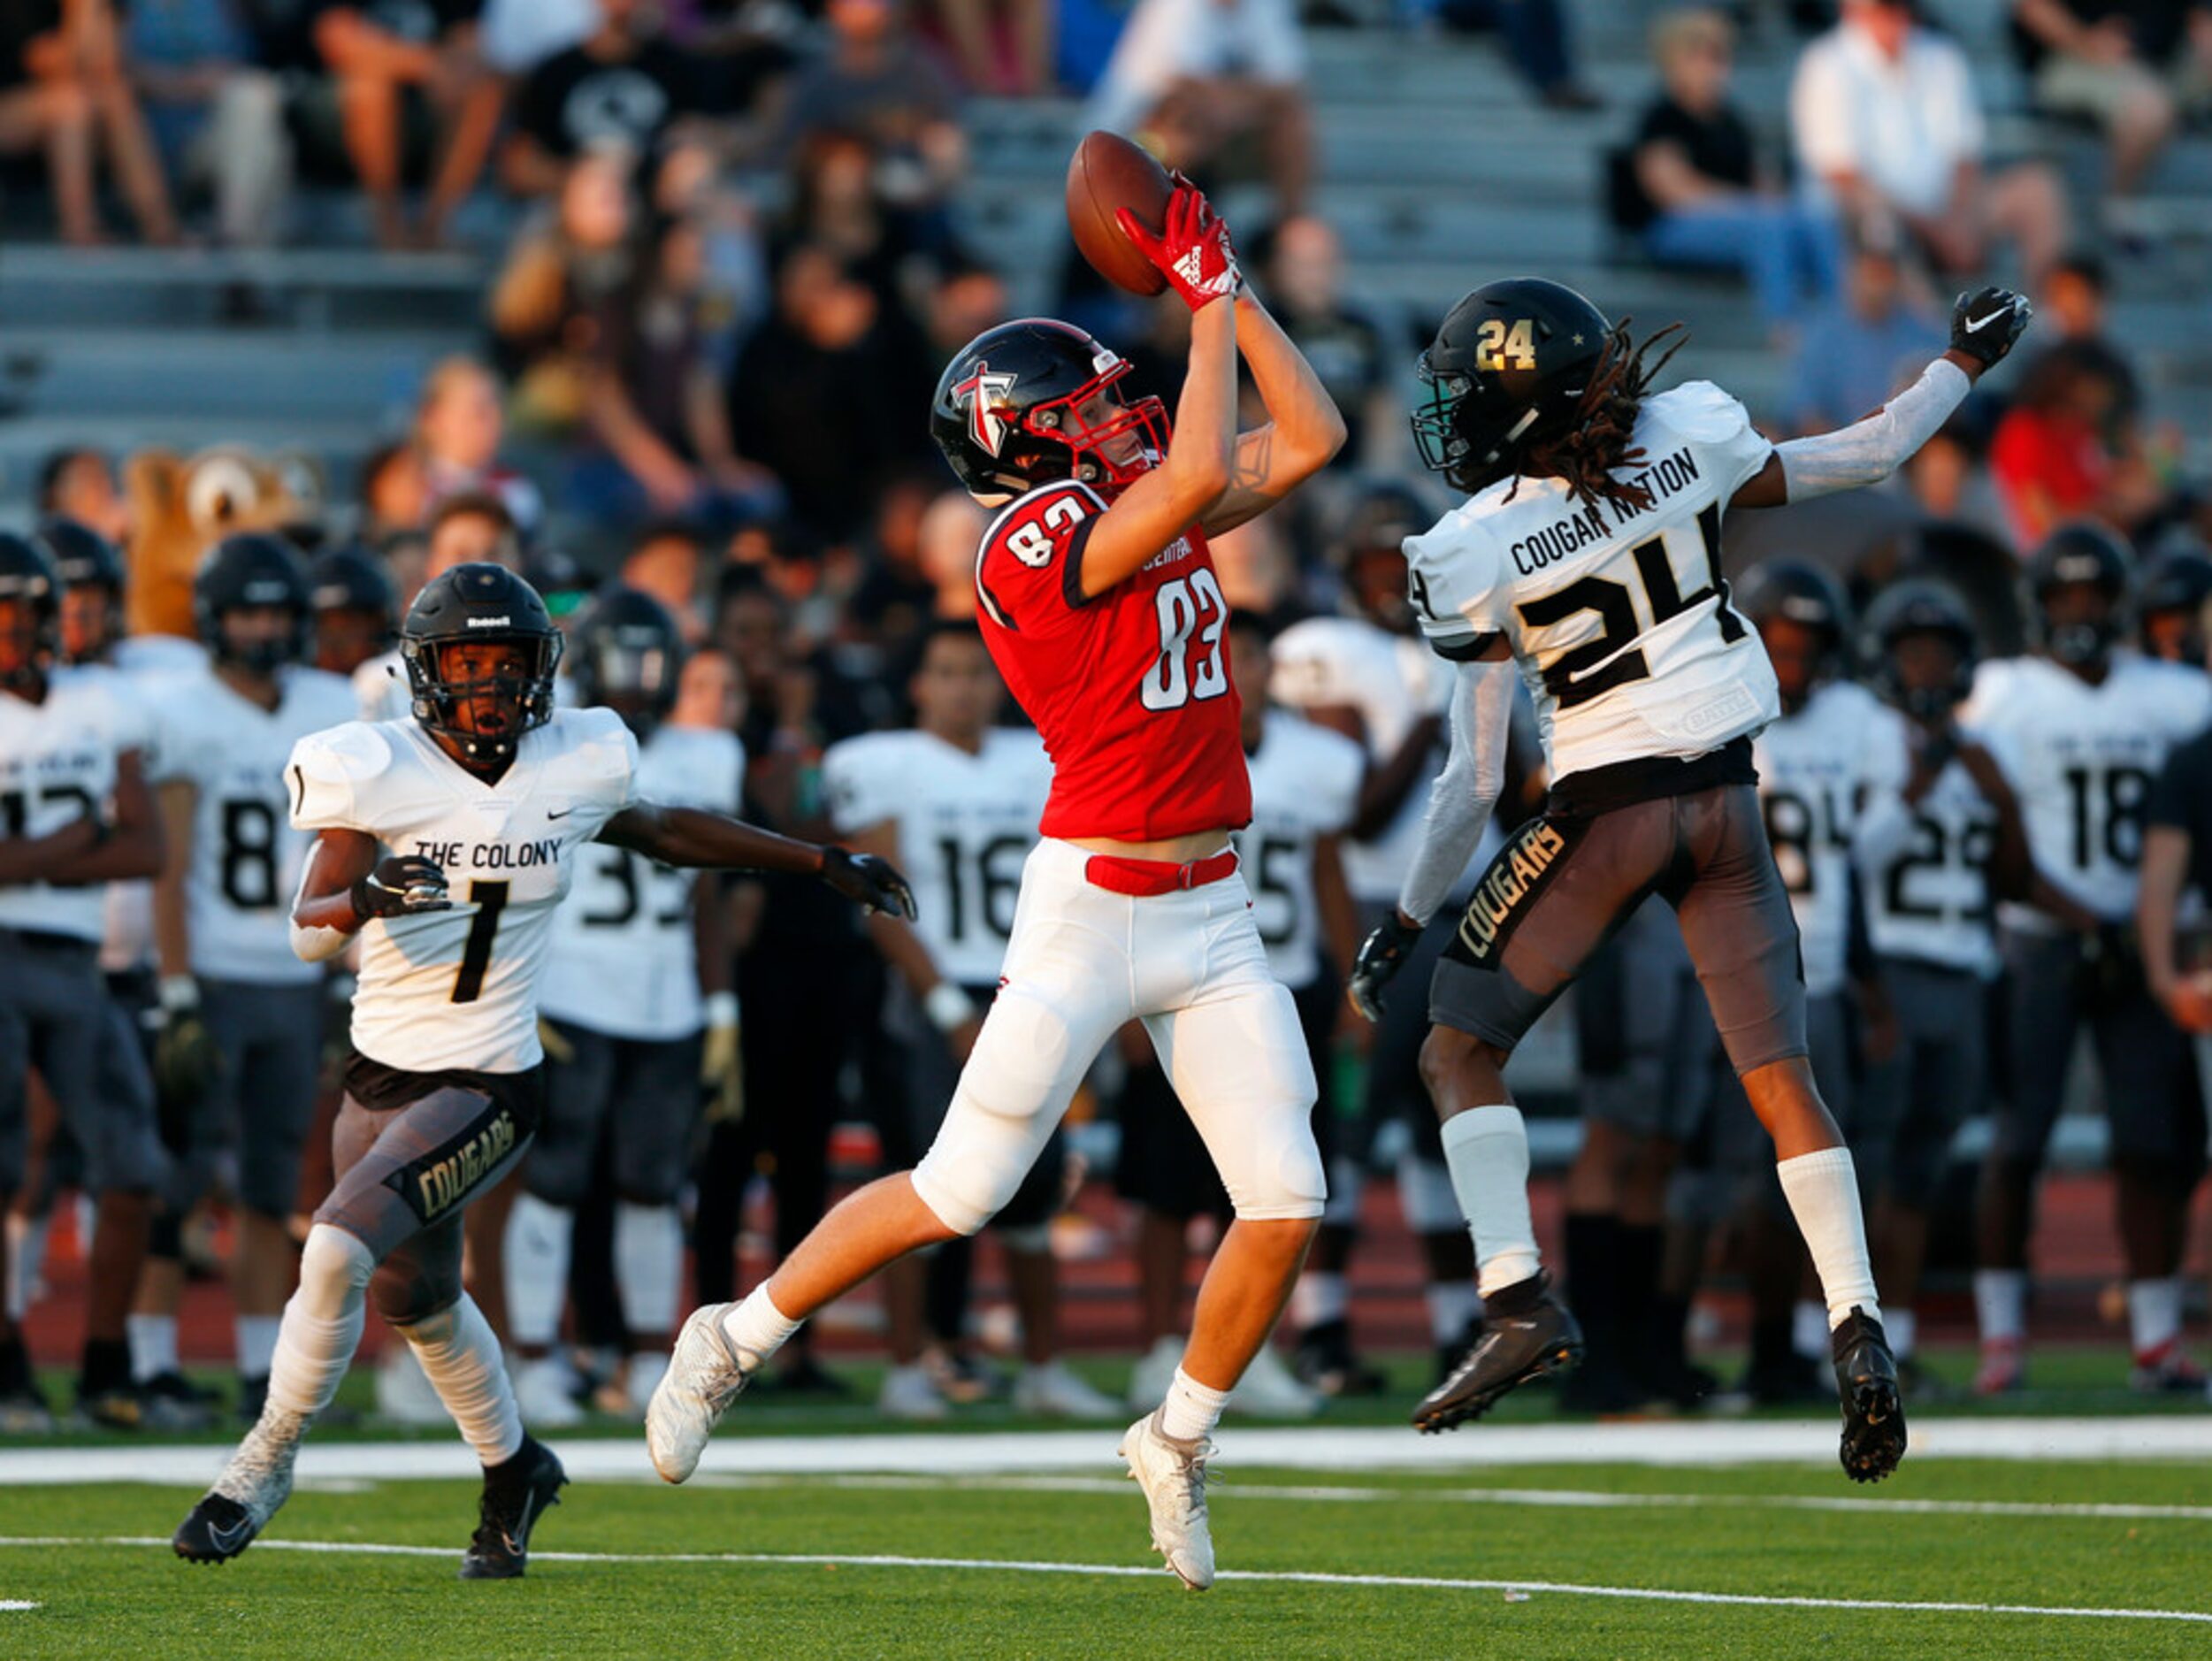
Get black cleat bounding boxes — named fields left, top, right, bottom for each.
left=460, top=1437, right=566, bottom=1580
left=1412, top=1281, right=1583, bottom=1434
left=174, top=1494, right=261, bottom=1565
left=1833, top=1307, right=1907, bottom=1483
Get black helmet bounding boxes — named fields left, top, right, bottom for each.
left=195, top=532, right=312, bottom=674
left=1864, top=578, right=1979, bottom=722
left=571, top=586, right=685, bottom=740
left=0, top=532, right=60, bottom=695
left=2025, top=521, right=2131, bottom=668
left=36, top=517, right=125, bottom=664
left=1330, top=477, right=1434, bottom=631
left=1412, top=277, right=1614, bottom=493
left=930, top=318, right=1168, bottom=501
left=1736, top=558, right=1852, bottom=655
left=2136, top=543, right=2212, bottom=661
left=309, top=543, right=396, bottom=622
left=400, top=562, right=563, bottom=762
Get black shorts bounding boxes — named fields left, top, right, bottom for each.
left=1430, top=742, right=1807, bottom=1078
left=342, top=1049, right=547, bottom=1134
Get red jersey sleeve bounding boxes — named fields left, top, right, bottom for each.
left=976, top=482, right=1109, bottom=638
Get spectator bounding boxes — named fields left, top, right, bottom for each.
left=1089, top=0, right=1310, bottom=210
left=502, top=0, right=722, bottom=198
left=37, top=446, right=132, bottom=545
left=1251, top=214, right=1391, bottom=469
left=1616, top=7, right=1841, bottom=340
left=776, top=127, right=943, bottom=310
left=414, top=355, right=543, bottom=531
left=1784, top=224, right=1944, bottom=435
left=777, top=0, right=966, bottom=210
left=478, top=0, right=594, bottom=78
left=1432, top=0, right=1602, bottom=110
left=922, top=255, right=1008, bottom=362
left=307, top=0, right=503, bottom=248
left=725, top=242, right=935, bottom=541
left=356, top=436, right=429, bottom=539
left=915, top=487, right=984, bottom=621
left=492, top=142, right=639, bottom=406
left=1792, top=0, right=2068, bottom=285
left=425, top=487, right=520, bottom=570
left=621, top=519, right=707, bottom=639
left=671, top=642, right=746, bottom=731
left=2013, top=1, right=2212, bottom=240
left=126, top=0, right=290, bottom=246
left=924, top=0, right=1052, bottom=95
left=0, top=0, right=179, bottom=243
left=1989, top=338, right=2167, bottom=547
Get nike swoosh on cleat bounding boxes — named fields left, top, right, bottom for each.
left=207, top=1519, right=252, bottom=1557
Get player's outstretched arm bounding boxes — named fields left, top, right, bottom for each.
left=1073, top=184, right=1241, bottom=601
left=598, top=802, right=917, bottom=919
left=1201, top=292, right=1347, bottom=539
left=1730, top=287, right=2032, bottom=510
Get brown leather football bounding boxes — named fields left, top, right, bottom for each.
left=1066, top=130, right=1172, bottom=297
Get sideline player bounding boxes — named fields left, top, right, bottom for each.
left=173, top=563, right=910, bottom=1574
left=308, top=544, right=398, bottom=677
left=648, top=176, right=1344, bottom=1590
left=824, top=621, right=1117, bottom=1421
left=0, top=533, right=168, bottom=1428
left=139, top=535, right=359, bottom=1421
left=1351, top=277, right=2032, bottom=1482
left=1964, top=525, right=2212, bottom=1393
left=506, top=586, right=744, bottom=1425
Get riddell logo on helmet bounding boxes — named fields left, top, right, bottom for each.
left=465, top=616, right=513, bottom=629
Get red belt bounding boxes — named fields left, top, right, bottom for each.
left=1083, top=847, right=1239, bottom=897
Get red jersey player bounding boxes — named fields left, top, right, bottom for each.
left=648, top=180, right=1345, bottom=1588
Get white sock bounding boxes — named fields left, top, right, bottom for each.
left=1290, top=1270, right=1349, bottom=1330
left=1773, top=1148, right=1879, bottom=1328
left=1973, top=1268, right=2026, bottom=1344
left=266, top=1224, right=376, bottom=1419
left=404, top=1294, right=524, bottom=1466
left=235, top=1315, right=282, bottom=1381
left=2127, top=1278, right=2183, bottom=1359
left=1887, top=1307, right=1918, bottom=1361
left=1426, top=1280, right=1482, bottom=1346
left=504, top=1193, right=574, bottom=1351
left=1792, top=1299, right=1830, bottom=1361
left=719, top=1282, right=802, bottom=1364
left=6, top=1212, right=47, bottom=1320
left=1158, top=1365, right=1231, bottom=1443
left=615, top=1201, right=684, bottom=1341
left=1440, top=1106, right=1542, bottom=1296
left=128, top=1312, right=179, bottom=1382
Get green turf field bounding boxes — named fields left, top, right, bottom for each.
left=4, top=1458, right=2211, bottom=1657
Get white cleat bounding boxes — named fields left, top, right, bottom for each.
left=1126, top=1336, right=1183, bottom=1413
left=514, top=1356, right=586, bottom=1428
left=1120, top=1409, right=1215, bottom=1590
left=646, top=1303, right=754, bottom=1483
left=878, top=1362, right=952, bottom=1422
left=1228, top=1342, right=1321, bottom=1419
left=1013, top=1359, right=1120, bottom=1419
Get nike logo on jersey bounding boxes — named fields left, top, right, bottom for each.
left=546, top=807, right=573, bottom=820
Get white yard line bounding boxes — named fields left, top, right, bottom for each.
left=0, top=1600, right=40, bottom=1611
left=0, top=1535, right=2204, bottom=1627
left=1, top=1415, right=2208, bottom=1488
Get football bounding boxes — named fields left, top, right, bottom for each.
left=1066, top=130, right=1173, bottom=297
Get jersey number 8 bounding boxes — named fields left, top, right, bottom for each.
left=1142, top=569, right=1230, bottom=712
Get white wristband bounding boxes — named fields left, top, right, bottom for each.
left=924, top=982, right=977, bottom=1034
left=158, top=974, right=200, bottom=1013
left=704, top=991, right=740, bottom=1030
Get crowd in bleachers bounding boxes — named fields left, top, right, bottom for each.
left=5, top=0, right=2212, bottom=1431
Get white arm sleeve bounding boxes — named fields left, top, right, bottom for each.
left=1774, top=358, right=1971, bottom=501
left=1398, top=658, right=1515, bottom=927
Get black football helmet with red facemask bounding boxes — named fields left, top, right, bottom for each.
left=930, top=318, right=1169, bottom=501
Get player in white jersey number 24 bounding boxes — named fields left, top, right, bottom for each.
left=1349, top=277, right=2033, bottom=1482
left=173, top=563, right=913, bottom=1579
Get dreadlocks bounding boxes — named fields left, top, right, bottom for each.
left=1506, top=318, right=1688, bottom=517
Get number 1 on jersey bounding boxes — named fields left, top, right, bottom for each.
left=450, top=878, right=510, bottom=1004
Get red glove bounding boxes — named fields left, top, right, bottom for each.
left=1116, top=178, right=1241, bottom=312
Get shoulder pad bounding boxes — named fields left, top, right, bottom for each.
left=1644, top=380, right=1753, bottom=442
left=294, top=720, right=395, bottom=785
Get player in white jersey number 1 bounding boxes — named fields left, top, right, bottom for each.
left=174, top=563, right=913, bottom=1577
left=1349, top=277, right=2032, bottom=1481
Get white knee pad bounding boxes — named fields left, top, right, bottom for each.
left=296, top=1223, right=377, bottom=1320
left=1220, top=1097, right=1328, bottom=1221
left=911, top=984, right=1089, bottom=1237
left=1397, top=1153, right=1464, bottom=1235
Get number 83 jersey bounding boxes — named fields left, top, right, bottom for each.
left=152, top=663, right=359, bottom=984
left=540, top=723, right=744, bottom=1040
left=288, top=708, right=639, bottom=1075
left=823, top=726, right=1051, bottom=986
left=1964, top=651, right=2212, bottom=928
left=1405, top=381, right=1779, bottom=782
